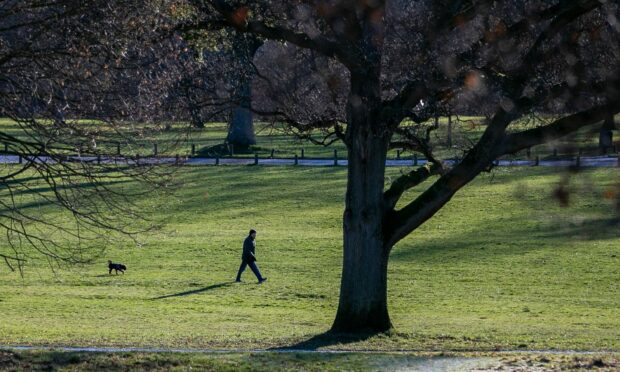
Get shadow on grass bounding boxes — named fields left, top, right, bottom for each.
left=151, top=282, right=233, bottom=300
left=0, top=350, right=185, bottom=370
left=391, top=215, right=620, bottom=265
left=271, top=330, right=378, bottom=351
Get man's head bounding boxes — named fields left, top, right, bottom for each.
left=249, top=229, right=257, bottom=239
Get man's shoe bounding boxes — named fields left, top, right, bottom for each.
left=235, top=279, right=242, bottom=283
left=258, top=278, right=267, bottom=284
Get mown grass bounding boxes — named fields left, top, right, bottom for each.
left=0, top=165, right=619, bottom=351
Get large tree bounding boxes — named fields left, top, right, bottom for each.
left=184, top=0, right=620, bottom=333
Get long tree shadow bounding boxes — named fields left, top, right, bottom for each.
left=151, top=282, right=233, bottom=300
left=271, top=330, right=378, bottom=351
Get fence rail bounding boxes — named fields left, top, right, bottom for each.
left=2, top=141, right=620, bottom=167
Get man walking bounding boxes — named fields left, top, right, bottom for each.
left=235, top=229, right=267, bottom=283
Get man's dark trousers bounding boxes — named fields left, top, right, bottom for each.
left=236, top=260, right=263, bottom=281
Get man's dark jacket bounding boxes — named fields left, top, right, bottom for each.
left=242, top=236, right=256, bottom=262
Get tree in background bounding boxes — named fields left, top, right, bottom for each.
left=0, top=0, right=184, bottom=271
left=225, top=33, right=263, bottom=149
left=174, top=10, right=263, bottom=148
left=183, top=0, right=619, bottom=332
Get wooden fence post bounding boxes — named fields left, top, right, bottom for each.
left=254, top=153, right=259, bottom=165
left=294, top=154, right=298, bottom=165
left=334, top=149, right=338, bottom=166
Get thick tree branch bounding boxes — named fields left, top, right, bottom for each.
left=384, top=92, right=616, bottom=249
left=501, top=102, right=620, bottom=155
left=383, top=161, right=443, bottom=211
left=436, top=0, right=496, bottom=31
left=383, top=105, right=519, bottom=248
left=203, top=0, right=356, bottom=67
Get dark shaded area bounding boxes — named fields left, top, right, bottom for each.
left=151, top=282, right=233, bottom=300
left=271, top=330, right=378, bottom=351
left=0, top=350, right=20, bottom=369
left=194, top=143, right=254, bottom=157
left=391, top=215, right=620, bottom=265
left=0, top=350, right=188, bottom=370
left=0, top=179, right=132, bottom=214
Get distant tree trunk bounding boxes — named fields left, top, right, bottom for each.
left=599, top=113, right=615, bottom=151
left=186, top=90, right=204, bottom=129
left=189, top=108, right=205, bottom=129
left=226, top=78, right=255, bottom=148
left=447, top=114, right=453, bottom=147
left=226, top=35, right=262, bottom=150
left=332, top=70, right=393, bottom=333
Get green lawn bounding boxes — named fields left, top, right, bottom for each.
left=0, top=165, right=619, bottom=351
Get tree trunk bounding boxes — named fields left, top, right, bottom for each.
left=598, top=113, right=615, bottom=151
left=186, top=91, right=204, bottom=129
left=331, top=69, right=392, bottom=333
left=226, top=78, right=256, bottom=149
left=447, top=114, right=453, bottom=147
left=226, top=34, right=262, bottom=150
left=332, top=136, right=391, bottom=332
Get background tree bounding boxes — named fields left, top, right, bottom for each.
left=183, top=0, right=620, bottom=332
left=225, top=33, right=263, bottom=149
left=174, top=20, right=264, bottom=148
left=0, top=0, right=184, bottom=271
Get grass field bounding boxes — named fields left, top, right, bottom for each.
left=0, top=165, right=619, bottom=351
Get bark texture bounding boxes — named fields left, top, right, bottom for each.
left=227, top=79, right=256, bottom=148
left=332, top=69, right=393, bottom=332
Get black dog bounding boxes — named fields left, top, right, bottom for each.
left=108, top=260, right=127, bottom=275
